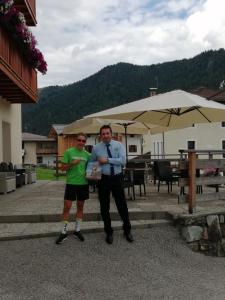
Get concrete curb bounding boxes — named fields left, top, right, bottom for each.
left=0, top=219, right=172, bottom=241
left=0, top=211, right=172, bottom=223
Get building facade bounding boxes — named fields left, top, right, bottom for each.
left=23, top=133, right=57, bottom=166
left=0, top=0, right=38, bottom=165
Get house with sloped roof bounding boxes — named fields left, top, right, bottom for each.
left=23, top=132, right=57, bottom=166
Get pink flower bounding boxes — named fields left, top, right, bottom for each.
left=0, top=0, right=47, bottom=74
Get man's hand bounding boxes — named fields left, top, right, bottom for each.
left=98, top=157, right=108, bottom=164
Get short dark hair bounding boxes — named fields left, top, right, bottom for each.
left=99, top=125, right=112, bottom=135
left=76, top=132, right=87, bottom=140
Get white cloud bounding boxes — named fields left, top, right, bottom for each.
left=32, top=0, right=225, bottom=87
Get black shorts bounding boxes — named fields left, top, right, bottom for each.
left=64, top=184, right=89, bottom=201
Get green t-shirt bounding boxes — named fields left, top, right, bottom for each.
left=61, top=147, right=91, bottom=185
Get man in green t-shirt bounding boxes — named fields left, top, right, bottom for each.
left=56, top=133, right=91, bottom=244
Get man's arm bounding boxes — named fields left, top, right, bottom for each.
left=60, top=149, right=81, bottom=171
left=60, top=159, right=81, bottom=171
left=98, top=143, right=126, bottom=166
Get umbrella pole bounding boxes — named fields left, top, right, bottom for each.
left=124, top=124, right=128, bottom=162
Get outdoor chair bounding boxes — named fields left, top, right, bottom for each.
left=123, top=169, right=135, bottom=200
left=155, top=161, right=178, bottom=193
left=126, top=161, right=146, bottom=196
left=179, top=169, right=203, bottom=195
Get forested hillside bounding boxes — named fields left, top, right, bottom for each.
left=22, top=49, right=225, bottom=135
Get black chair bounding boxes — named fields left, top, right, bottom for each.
left=155, top=161, right=178, bottom=193
left=153, top=161, right=159, bottom=185
left=180, top=168, right=203, bottom=195
left=123, top=169, right=135, bottom=200
left=126, top=161, right=146, bottom=196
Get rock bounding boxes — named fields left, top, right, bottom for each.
left=185, top=216, right=206, bottom=226
left=217, top=242, right=225, bottom=257
left=188, top=242, right=199, bottom=252
left=181, top=226, right=203, bottom=242
left=208, top=218, right=222, bottom=242
left=202, top=226, right=208, bottom=240
left=206, top=215, right=219, bottom=227
left=199, top=240, right=210, bottom=252
left=220, top=224, right=225, bottom=238
left=219, top=215, right=225, bottom=223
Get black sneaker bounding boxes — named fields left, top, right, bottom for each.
left=73, top=231, right=85, bottom=242
left=55, top=233, right=67, bottom=244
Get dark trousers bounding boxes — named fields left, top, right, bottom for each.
left=98, top=174, right=131, bottom=235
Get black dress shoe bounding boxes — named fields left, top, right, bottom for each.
left=124, top=232, right=134, bottom=243
left=106, top=234, right=113, bottom=244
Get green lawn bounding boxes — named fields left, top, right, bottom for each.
left=36, top=167, right=66, bottom=181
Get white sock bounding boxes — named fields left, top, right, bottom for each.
left=75, top=219, right=82, bottom=232
left=62, top=221, right=68, bottom=234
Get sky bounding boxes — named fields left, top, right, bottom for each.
left=33, top=0, right=225, bottom=88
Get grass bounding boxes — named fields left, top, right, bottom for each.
left=36, top=167, right=66, bottom=181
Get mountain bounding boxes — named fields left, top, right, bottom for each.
left=22, top=48, right=225, bottom=135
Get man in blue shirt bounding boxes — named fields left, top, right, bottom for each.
left=90, top=125, right=134, bottom=244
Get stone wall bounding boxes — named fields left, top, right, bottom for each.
left=175, top=213, right=225, bottom=256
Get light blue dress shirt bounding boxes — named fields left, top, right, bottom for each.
left=90, top=140, right=126, bottom=175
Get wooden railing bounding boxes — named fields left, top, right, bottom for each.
left=178, top=150, right=225, bottom=214
left=0, top=27, right=38, bottom=103
left=14, top=0, right=37, bottom=26
left=36, top=148, right=58, bottom=155
left=27, top=0, right=36, bottom=14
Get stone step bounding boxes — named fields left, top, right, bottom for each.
left=0, top=219, right=172, bottom=241
left=0, top=211, right=172, bottom=223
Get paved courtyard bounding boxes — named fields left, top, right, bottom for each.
left=0, top=227, right=225, bottom=300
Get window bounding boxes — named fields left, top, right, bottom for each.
left=222, top=122, right=225, bottom=127
left=39, top=142, right=54, bottom=149
left=153, top=141, right=164, bottom=158
left=37, top=156, right=43, bottom=164
left=129, top=145, right=137, bottom=153
left=187, top=141, right=195, bottom=150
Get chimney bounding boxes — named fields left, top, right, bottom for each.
left=149, top=87, right=157, bottom=97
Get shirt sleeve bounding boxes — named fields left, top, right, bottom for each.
left=61, top=150, right=70, bottom=164
left=89, top=145, right=98, bottom=162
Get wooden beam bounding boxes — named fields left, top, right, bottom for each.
left=188, top=152, right=196, bottom=214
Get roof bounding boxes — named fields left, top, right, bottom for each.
left=51, top=124, right=67, bottom=135
left=190, top=87, right=225, bottom=102
left=22, top=132, right=55, bottom=142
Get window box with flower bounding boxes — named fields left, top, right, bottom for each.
left=0, top=0, right=47, bottom=74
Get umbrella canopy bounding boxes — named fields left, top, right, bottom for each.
left=62, top=117, right=151, bottom=135
left=85, top=90, right=225, bottom=128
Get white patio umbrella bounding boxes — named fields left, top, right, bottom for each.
left=62, top=117, right=154, bottom=161
left=85, top=90, right=225, bottom=128
left=62, top=117, right=151, bottom=135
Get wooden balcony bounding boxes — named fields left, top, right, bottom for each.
left=14, top=0, right=37, bottom=26
left=0, top=27, right=38, bottom=103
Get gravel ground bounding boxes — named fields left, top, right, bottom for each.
left=0, top=226, right=225, bottom=300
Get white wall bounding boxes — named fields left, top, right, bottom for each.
left=0, top=97, right=22, bottom=164
left=23, top=142, right=37, bottom=165
left=144, top=122, right=225, bottom=158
